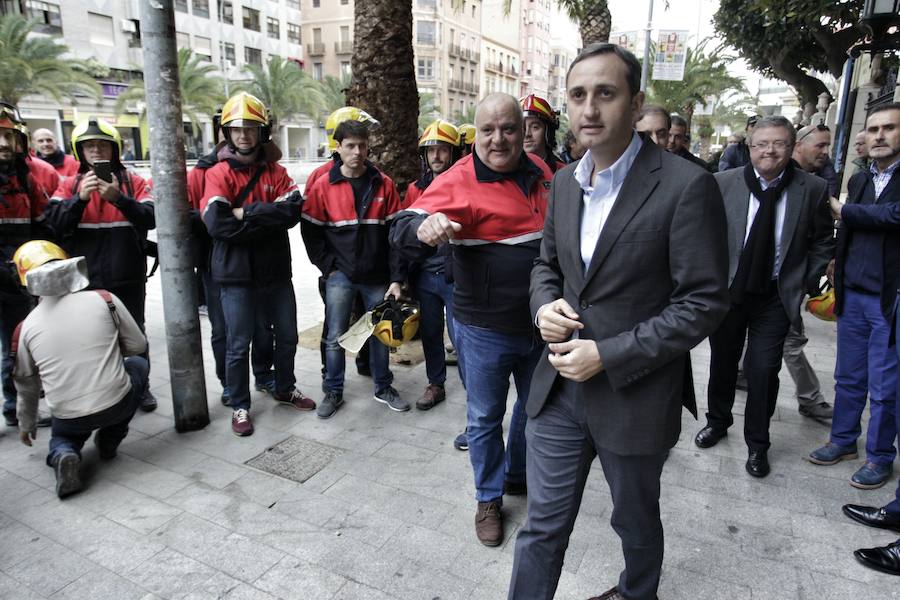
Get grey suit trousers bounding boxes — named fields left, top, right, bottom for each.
left=509, top=380, right=667, bottom=600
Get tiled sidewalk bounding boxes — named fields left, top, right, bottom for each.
left=0, top=234, right=897, bottom=599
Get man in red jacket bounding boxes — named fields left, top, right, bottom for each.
left=33, top=128, right=79, bottom=179
left=201, top=92, right=313, bottom=437
left=45, top=117, right=156, bottom=412
left=301, top=119, right=406, bottom=419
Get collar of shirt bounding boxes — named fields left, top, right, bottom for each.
left=752, top=167, right=785, bottom=191
left=870, top=156, right=900, bottom=178
left=472, top=149, right=543, bottom=196
left=574, top=131, right=642, bottom=197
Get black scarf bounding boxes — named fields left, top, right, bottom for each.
left=730, top=161, right=794, bottom=302
left=37, top=148, right=66, bottom=169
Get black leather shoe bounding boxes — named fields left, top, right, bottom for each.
left=854, top=540, right=900, bottom=576
left=843, top=504, right=900, bottom=533
left=694, top=425, right=727, bottom=448
left=746, top=450, right=770, bottom=477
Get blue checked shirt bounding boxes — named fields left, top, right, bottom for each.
left=870, top=157, right=900, bottom=199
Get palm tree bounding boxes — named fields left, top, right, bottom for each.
left=114, top=48, right=223, bottom=135
left=321, top=74, right=351, bottom=115
left=495, top=0, right=611, bottom=46
left=0, top=15, right=100, bottom=105
left=418, top=93, right=440, bottom=133
left=452, top=103, right=477, bottom=127
left=647, top=42, right=746, bottom=132
left=238, top=56, right=326, bottom=141
left=347, top=0, right=419, bottom=189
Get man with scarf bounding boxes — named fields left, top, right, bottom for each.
left=33, top=128, right=79, bottom=179
left=694, top=116, right=834, bottom=478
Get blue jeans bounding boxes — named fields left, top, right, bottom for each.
left=887, top=293, right=900, bottom=516
left=454, top=321, right=541, bottom=502
left=411, top=270, right=455, bottom=386
left=1, top=290, right=33, bottom=419
left=201, top=271, right=227, bottom=386
left=47, top=357, right=149, bottom=465
left=831, top=288, right=898, bottom=465
left=220, top=281, right=298, bottom=410
left=323, top=271, right=392, bottom=393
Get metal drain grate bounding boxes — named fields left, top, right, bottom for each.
left=245, top=436, right=343, bottom=483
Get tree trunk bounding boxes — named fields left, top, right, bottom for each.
left=347, top=0, right=419, bottom=190
left=769, top=48, right=832, bottom=108
left=681, top=103, right=695, bottom=134
left=578, top=1, right=611, bottom=46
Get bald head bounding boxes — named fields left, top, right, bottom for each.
left=793, top=124, right=830, bottom=172
left=854, top=130, right=868, bottom=159
left=473, top=93, right=524, bottom=173
left=33, top=128, right=59, bottom=156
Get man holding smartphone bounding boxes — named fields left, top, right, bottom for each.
left=45, top=117, right=157, bottom=412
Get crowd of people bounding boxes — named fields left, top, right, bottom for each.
left=1, top=41, right=899, bottom=598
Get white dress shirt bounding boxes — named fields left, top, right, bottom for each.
left=574, top=132, right=643, bottom=272
left=744, top=168, right=787, bottom=278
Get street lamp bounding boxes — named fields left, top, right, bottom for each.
left=850, top=0, right=900, bottom=56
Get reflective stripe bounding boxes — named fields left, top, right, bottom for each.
left=76, top=221, right=134, bottom=229
left=0, top=218, right=31, bottom=224
left=450, top=231, right=543, bottom=246
left=301, top=213, right=325, bottom=225
left=202, top=196, right=230, bottom=216
left=274, top=189, right=298, bottom=203
left=407, top=208, right=430, bottom=216
left=139, top=198, right=155, bottom=204
left=299, top=214, right=388, bottom=227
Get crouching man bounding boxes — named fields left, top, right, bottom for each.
left=13, top=240, right=148, bottom=498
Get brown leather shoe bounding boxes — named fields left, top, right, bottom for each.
left=415, top=384, right=446, bottom=410
left=475, top=500, right=503, bottom=546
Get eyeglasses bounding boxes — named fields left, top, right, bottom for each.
left=749, top=140, right=791, bottom=151
left=797, top=123, right=830, bottom=143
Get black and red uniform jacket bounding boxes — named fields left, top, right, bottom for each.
left=25, top=153, right=60, bottom=199
left=36, top=149, right=79, bottom=178
left=301, top=160, right=406, bottom=285
left=390, top=151, right=552, bottom=335
left=0, top=162, right=54, bottom=290
left=200, top=157, right=303, bottom=286
left=46, top=169, right=154, bottom=289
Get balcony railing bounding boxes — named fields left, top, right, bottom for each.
left=334, top=41, right=352, bottom=54
left=307, top=42, right=325, bottom=56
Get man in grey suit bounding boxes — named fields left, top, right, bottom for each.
left=508, top=44, right=730, bottom=600
left=694, top=116, right=834, bottom=477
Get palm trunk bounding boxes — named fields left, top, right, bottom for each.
left=347, top=0, right=418, bottom=190
left=578, top=1, right=611, bottom=46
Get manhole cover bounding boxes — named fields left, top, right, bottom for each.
left=245, top=436, right=343, bottom=483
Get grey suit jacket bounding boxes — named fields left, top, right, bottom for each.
left=715, top=166, right=834, bottom=330
left=528, top=138, right=730, bottom=456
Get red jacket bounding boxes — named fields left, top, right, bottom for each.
left=46, top=169, right=154, bottom=289
left=25, top=155, right=60, bottom=200
left=301, top=160, right=406, bottom=284
left=34, top=150, right=79, bottom=178
left=0, top=161, right=54, bottom=290
left=391, top=152, right=551, bottom=334
left=305, top=158, right=333, bottom=194
left=201, top=157, right=302, bottom=285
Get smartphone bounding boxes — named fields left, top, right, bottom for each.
left=93, top=160, right=112, bottom=183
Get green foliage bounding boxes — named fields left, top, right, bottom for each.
left=714, top=0, right=864, bottom=104
left=238, top=56, right=327, bottom=134
left=646, top=41, right=746, bottom=128
left=115, top=48, right=223, bottom=135
left=0, top=15, right=100, bottom=105
left=452, top=103, right=477, bottom=126
left=321, top=74, right=352, bottom=116
left=418, top=93, right=440, bottom=133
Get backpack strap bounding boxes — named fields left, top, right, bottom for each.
left=233, top=164, right=266, bottom=208
left=94, top=289, right=121, bottom=329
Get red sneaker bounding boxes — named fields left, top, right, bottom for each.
left=231, top=409, right=254, bottom=436
left=273, top=389, right=316, bottom=411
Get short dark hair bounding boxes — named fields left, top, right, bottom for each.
left=867, top=102, right=900, bottom=122
left=639, top=105, right=671, bottom=129
left=334, top=120, right=369, bottom=144
left=566, top=43, right=641, bottom=98
left=748, top=115, right=796, bottom=146
left=670, top=114, right=688, bottom=129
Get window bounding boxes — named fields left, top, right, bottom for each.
left=312, top=0, right=320, bottom=6
left=242, top=7, right=260, bottom=31
left=267, top=17, right=280, bottom=39
left=340, top=25, right=350, bottom=42
left=417, top=21, right=436, bottom=45
left=195, top=36, right=212, bottom=60
left=193, top=0, right=210, bottom=17
left=341, top=0, right=348, bottom=4
left=218, top=0, right=233, bottom=24
left=286, top=0, right=300, bottom=8
left=313, top=28, right=322, bottom=44
left=175, top=0, right=188, bottom=12
left=176, top=31, right=190, bottom=49
left=244, top=46, right=262, bottom=66
left=417, top=58, right=434, bottom=80
left=222, top=41, right=236, bottom=66
left=417, top=0, right=436, bottom=6
left=88, top=12, right=114, bottom=46
left=287, top=23, right=301, bottom=44
left=340, top=61, right=351, bottom=78
left=313, top=63, right=323, bottom=81
left=25, top=1, right=62, bottom=34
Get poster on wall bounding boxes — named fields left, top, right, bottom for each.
left=610, top=31, right=639, bottom=55
left=653, top=30, right=689, bottom=81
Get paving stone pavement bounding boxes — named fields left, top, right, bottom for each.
left=0, top=230, right=898, bottom=599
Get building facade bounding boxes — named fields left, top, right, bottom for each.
left=480, top=0, right=521, bottom=101
left=518, top=0, right=552, bottom=98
